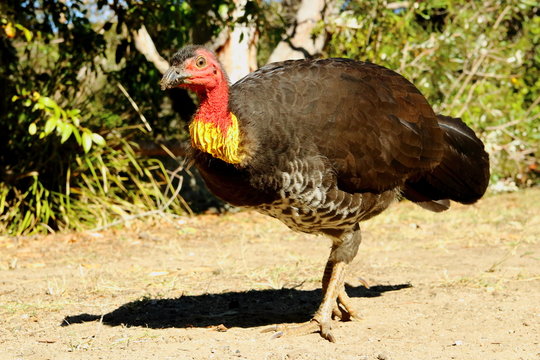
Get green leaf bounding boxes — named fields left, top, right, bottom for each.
left=44, top=117, right=57, bottom=135
left=28, top=123, right=37, bottom=135
left=91, top=133, right=106, bottom=146
left=72, top=127, right=81, bottom=145
left=40, top=97, right=57, bottom=109
left=60, top=124, right=73, bottom=143
left=14, top=23, right=33, bottom=42
left=81, top=132, right=92, bottom=153
left=218, top=3, right=228, bottom=18
left=66, top=109, right=81, bottom=118
left=180, top=1, right=191, bottom=13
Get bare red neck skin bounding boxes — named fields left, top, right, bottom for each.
left=192, top=65, right=232, bottom=135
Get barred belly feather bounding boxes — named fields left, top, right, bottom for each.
left=256, top=159, right=399, bottom=235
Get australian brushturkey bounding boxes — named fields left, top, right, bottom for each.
left=160, top=45, right=490, bottom=342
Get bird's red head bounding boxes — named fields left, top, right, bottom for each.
left=160, top=45, right=227, bottom=94
left=160, top=45, right=242, bottom=164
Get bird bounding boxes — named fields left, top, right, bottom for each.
left=160, top=45, right=490, bottom=342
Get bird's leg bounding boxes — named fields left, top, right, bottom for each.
left=321, top=258, right=359, bottom=321
left=263, top=259, right=347, bottom=342
left=328, top=228, right=363, bottom=322
left=322, top=258, right=347, bottom=320
left=263, top=228, right=362, bottom=342
left=313, top=259, right=347, bottom=340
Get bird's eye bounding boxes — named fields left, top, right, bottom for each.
left=195, top=56, right=206, bottom=68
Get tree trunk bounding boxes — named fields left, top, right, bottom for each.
left=267, top=0, right=334, bottom=63
left=214, top=0, right=259, bottom=83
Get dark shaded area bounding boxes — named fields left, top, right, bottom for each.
left=176, top=165, right=230, bottom=213
left=415, top=7, right=448, bottom=32
left=62, top=283, right=411, bottom=329
left=168, top=88, right=197, bottom=123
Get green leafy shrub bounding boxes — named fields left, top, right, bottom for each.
left=1, top=88, right=188, bottom=235
left=0, top=3, right=194, bottom=235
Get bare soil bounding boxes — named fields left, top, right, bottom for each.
left=0, top=189, right=539, bottom=360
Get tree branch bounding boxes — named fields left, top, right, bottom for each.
left=131, top=25, right=169, bottom=74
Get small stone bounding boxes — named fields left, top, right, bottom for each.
left=214, top=324, right=228, bottom=332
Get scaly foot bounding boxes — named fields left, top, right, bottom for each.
left=262, top=316, right=336, bottom=342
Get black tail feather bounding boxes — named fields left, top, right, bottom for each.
left=404, top=115, right=490, bottom=208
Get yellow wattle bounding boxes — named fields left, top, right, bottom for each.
left=189, top=113, right=243, bottom=164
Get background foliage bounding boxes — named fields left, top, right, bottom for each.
left=0, top=0, right=538, bottom=235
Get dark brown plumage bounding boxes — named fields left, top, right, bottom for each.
left=161, top=45, right=490, bottom=341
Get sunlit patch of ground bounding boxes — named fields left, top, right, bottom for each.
left=0, top=189, right=538, bottom=360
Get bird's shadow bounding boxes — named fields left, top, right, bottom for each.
left=62, top=283, right=411, bottom=329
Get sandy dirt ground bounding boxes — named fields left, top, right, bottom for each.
left=0, top=189, right=539, bottom=360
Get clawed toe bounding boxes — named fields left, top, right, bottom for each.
left=332, top=305, right=362, bottom=322
left=262, top=319, right=336, bottom=342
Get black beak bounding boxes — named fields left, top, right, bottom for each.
left=160, top=67, right=191, bottom=90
